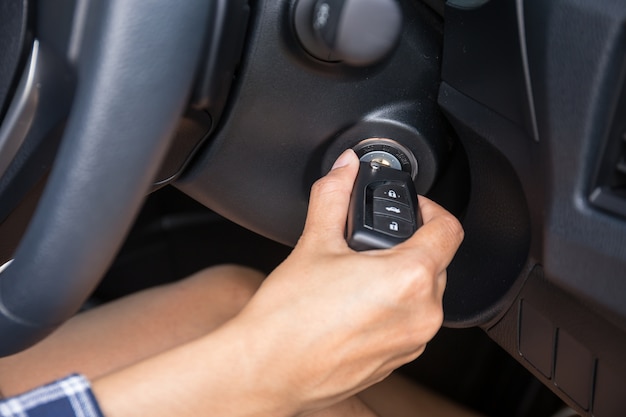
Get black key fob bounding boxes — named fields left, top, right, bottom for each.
left=347, top=161, right=422, bottom=250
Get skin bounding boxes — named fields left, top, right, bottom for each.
left=0, top=149, right=465, bottom=417
left=0, top=265, right=267, bottom=397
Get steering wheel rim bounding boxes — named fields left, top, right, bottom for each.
left=0, top=0, right=211, bottom=356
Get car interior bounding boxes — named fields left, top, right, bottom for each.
left=1, top=0, right=625, bottom=416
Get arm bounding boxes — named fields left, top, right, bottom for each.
left=92, top=149, right=464, bottom=417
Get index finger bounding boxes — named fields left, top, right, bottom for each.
left=395, top=196, right=464, bottom=273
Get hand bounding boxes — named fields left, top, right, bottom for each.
left=234, top=149, right=464, bottom=415
left=91, top=149, right=463, bottom=417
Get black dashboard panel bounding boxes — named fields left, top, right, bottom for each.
left=177, top=0, right=446, bottom=244
left=524, top=0, right=626, bottom=325
left=0, top=0, right=29, bottom=120
left=439, top=0, right=626, bottom=414
left=443, top=0, right=538, bottom=140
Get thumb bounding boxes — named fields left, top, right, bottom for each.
left=300, top=149, right=360, bottom=249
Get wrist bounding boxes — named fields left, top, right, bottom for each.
left=208, top=317, right=300, bottom=417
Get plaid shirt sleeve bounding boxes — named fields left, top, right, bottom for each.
left=0, top=374, right=105, bottom=417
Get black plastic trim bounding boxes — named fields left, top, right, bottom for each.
left=0, top=0, right=30, bottom=121
left=177, top=0, right=446, bottom=246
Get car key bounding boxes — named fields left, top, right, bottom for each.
left=347, top=160, right=422, bottom=250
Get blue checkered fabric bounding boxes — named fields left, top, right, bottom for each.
left=0, top=374, right=104, bottom=417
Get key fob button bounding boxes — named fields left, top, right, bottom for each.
left=372, top=183, right=410, bottom=205
left=346, top=161, right=422, bottom=250
left=373, top=198, right=412, bottom=222
left=372, top=215, right=414, bottom=238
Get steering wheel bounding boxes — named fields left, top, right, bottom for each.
left=0, top=0, right=214, bottom=355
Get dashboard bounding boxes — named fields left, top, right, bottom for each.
left=0, top=0, right=625, bottom=415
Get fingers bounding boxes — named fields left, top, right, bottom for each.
left=396, top=196, right=464, bottom=274
left=301, top=153, right=464, bottom=272
left=301, top=150, right=360, bottom=248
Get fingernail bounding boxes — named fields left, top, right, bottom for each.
left=331, top=149, right=355, bottom=170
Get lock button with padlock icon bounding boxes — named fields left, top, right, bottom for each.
left=372, top=184, right=410, bottom=206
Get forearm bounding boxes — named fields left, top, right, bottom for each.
left=91, top=319, right=379, bottom=417
left=91, top=320, right=295, bottom=417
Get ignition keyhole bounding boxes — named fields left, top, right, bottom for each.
left=353, top=138, right=418, bottom=179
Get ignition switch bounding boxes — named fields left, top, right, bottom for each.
left=321, top=103, right=445, bottom=195
left=353, top=138, right=418, bottom=179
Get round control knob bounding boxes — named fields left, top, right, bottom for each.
left=294, top=0, right=402, bottom=66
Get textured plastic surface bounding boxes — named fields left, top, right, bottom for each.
left=439, top=84, right=531, bottom=326
left=0, top=0, right=28, bottom=120
left=440, top=0, right=626, bottom=330
left=443, top=0, right=538, bottom=141
left=0, top=0, right=209, bottom=356
left=154, top=0, right=251, bottom=185
left=441, top=0, right=626, bottom=414
left=0, top=41, right=75, bottom=225
left=151, top=0, right=251, bottom=186
left=554, top=329, right=594, bottom=410
left=177, top=0, right=445, bottom=247
left=295, top=0, right=402, bottom=66
left=524, top=0, right=626, bottom=325
left=154, top=110, right=213, bottom=186
left=191, top=0, right=250, bottom=116
left=487, top=268, right=626, bottom=417
left=589, top=77, right=626, bottom=217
